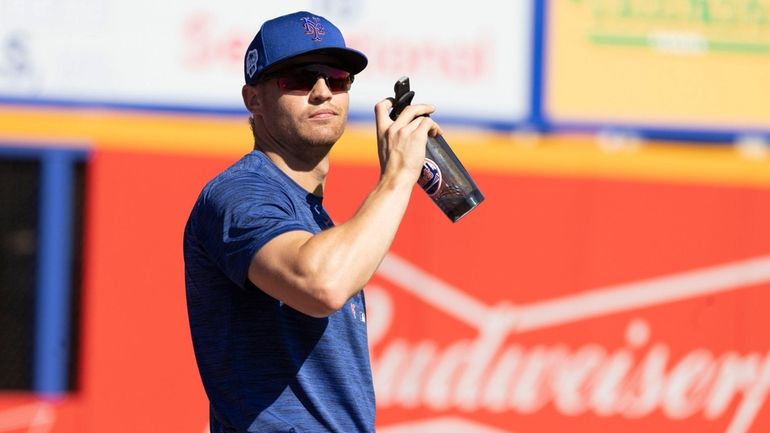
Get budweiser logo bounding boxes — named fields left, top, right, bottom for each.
left=369, top=254, right=770, bottom=433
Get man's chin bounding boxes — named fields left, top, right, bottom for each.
left=303, top=127, right=345, bottom=148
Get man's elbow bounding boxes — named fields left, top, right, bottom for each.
left=303, top=280, right=351, bottom=318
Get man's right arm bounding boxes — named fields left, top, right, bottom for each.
left=247, top=101, right=442, bottom=318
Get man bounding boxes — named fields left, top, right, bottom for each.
left=183, top=11, right=441, bottom=433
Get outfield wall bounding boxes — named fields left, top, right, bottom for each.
left=0, top=107, right=769, bottom=433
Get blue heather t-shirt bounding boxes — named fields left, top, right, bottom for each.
left=184, top=150, right=375, bottom=433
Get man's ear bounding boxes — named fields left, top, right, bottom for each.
left=242, top=84, right=261, bottom=113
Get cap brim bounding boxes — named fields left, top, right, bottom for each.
left=258, top=47, right=368, bottom=79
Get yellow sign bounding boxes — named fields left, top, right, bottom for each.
left=546, top=0, right=770, bottom=129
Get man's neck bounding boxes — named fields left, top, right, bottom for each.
left=261, top=147, right=330, bottom=197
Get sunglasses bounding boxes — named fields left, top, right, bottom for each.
left=264, top=64, right=354, bottom=92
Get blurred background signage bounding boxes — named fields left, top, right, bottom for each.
left=0, top=0, right=534, bottom=127
left=545, top=0, right=770, bottom=132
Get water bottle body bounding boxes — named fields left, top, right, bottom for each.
left=418, top=135, right=485, bottom=222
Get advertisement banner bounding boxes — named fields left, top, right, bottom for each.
left=0, top=135, right=768, bottom=432
left=545, top=0, right=770, bottom=131
left=332, top=163, right=770, bottom=433
left=0, top=0, right=533, bottom=125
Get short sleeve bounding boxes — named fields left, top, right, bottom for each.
left=190, top=173, right=308, bottom=288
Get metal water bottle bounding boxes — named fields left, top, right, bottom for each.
left=389, top=77, right=485, bottom=222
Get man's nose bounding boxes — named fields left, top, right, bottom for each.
left=309, top=76, right=333, bottom=101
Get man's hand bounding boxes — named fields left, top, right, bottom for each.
left=374, top=99, right=443, bottom=184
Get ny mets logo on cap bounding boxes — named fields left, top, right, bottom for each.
left=301, top=16, right=326, bottom=42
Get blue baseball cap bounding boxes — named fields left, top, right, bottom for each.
left=244, top=11, right=368, bottom=85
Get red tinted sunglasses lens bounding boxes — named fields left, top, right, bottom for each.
left=274, top=66, right=353, bottom=92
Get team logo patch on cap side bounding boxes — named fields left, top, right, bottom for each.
left=246, top=49, right=259, bottom=78
left=301, top=16, right=326, bottom=42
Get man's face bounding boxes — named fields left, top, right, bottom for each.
left=248, top=58, right=352, bottom=152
